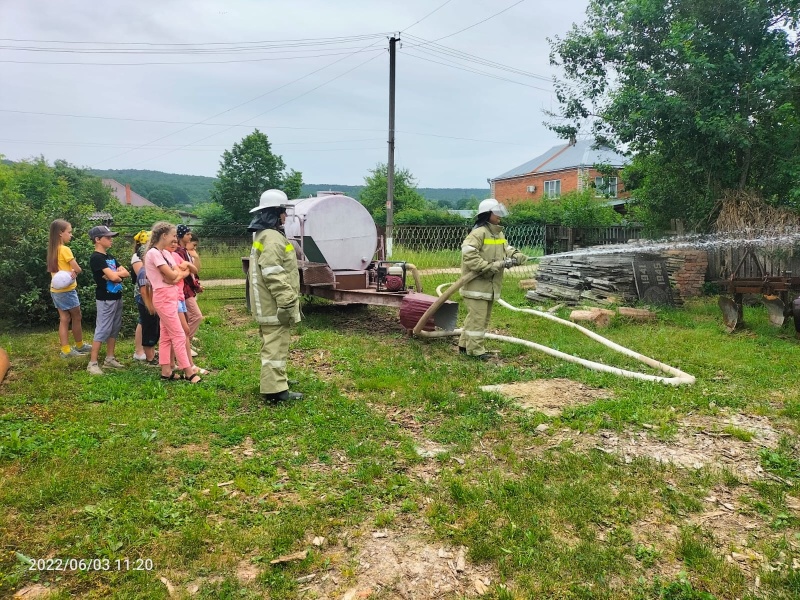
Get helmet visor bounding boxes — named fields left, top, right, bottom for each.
left=491, top=204, right=509, bottom=218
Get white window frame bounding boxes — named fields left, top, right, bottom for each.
left=594, top=176, right=618, bottom=198
left=543, top=179, right=561, bottom=198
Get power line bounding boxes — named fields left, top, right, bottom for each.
left=0, top=137, right=384, bottom=148
left=0, top=107, right=385, bottom=130
left=0, top=109, right=528, bottom=145
left=401, top=0, right=456, bottom=32
left=403, top=33, right=551, bottom=81
left=92, top=40, right=386, bottom=167
left=422, top=0, right=528, bottom=45
left=0, top=47, right=384, bottom=66
left=125, top=51, right=385, bottom=168
left=401, top=49, right=552, bottom=93
left=0, top=33, right=391, bottom=46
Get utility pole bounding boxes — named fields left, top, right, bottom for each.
left=386, top=35, right=398, bottom=258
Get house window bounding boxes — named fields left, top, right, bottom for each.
left=544, top=179, right=561, bottom=198
left=594, top=176, right=618, bottom=198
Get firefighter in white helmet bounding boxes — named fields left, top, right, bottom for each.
left=248, top=189, right=303, bottom=402
left=458, top=199, right=528, bottom=359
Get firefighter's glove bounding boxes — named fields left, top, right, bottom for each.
left=276, top=306, right=293, bottom=326
left=503, top=257, right=518, bottom=269
left=487, top=260, right=505, bottom=274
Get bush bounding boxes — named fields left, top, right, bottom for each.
left=0, top=158, right=139, bottom=328
left=505, top=189, right=623, bottom=227
left=394, top=208, right=469, bottom=225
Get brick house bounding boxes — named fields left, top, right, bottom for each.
left=489, top=140, right=630, bottom=208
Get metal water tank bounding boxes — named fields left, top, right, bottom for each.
left=284, top=192, right=377, bottom=271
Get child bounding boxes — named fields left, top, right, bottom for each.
left=86, top=225, right=130, bottom=375
left=47, top=219, right=91, bottom=358
left=144, top=222, right=200, bottom=384
left=169, top=237, right=207, bottom=376
left=175, top=225, right=204, bottom=360
left=131, top=231, right=159, bottom=364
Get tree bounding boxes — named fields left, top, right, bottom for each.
left=548, top=0, right=800, bottom=230
left=211, top=130, right=303, bottom=223
left=0, top=158, right=115, bottom=325
left=148, top=185, right=176, bottom=208
left=359, top=164, right=428, bottom=224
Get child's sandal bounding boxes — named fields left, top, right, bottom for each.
left=186, top=374, right=202, bottom=384
left=161, top=371, right=184, bottom=381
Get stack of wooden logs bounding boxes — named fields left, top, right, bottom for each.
left=526, top=250, right=709, bottom=306
left=526, top=253, right=644, bottom=306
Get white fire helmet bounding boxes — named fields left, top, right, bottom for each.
left=250, top=189, right=289, bottom=213
left=477, top=198, right=508, bottom=218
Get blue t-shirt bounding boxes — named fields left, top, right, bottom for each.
left=89, top=251, right=124, bottom=301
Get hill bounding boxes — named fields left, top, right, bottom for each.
left=89, top=169, right=216, bottom=208
left=302, top=183, right=488, bottom=207
left=86, top=170, right=488, bottom=210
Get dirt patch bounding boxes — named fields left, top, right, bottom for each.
left=13, top=584, right=59, bottom=598
left=159, top=441, right=211, bottom=458
left=303, top=304, right=407, bottom=336
left=224, top=436, right=259, bottom=461
left=592, top=413, right=786, bottom=481
left=302, top=527, right=500, bottom=599
left=290, top=348, right=338, bottom=381
left=482, top=378, right=612, bottom=416
left=221, top=304, right=252, bottom=327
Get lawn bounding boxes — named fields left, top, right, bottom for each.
left=0, top=277, right=798, bottom=599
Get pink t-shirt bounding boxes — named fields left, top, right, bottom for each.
left=144, top=248, right=178, bottom=290
left=172, top=251, right=186, bottom=301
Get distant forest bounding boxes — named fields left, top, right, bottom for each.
left=89, top=169, right=216, bottom=209
left=86, top=169, right=489, bottom=210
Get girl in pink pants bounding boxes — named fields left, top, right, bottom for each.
left=144, top=222, right=202, bottom=384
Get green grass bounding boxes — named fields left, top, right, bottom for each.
left=1, top=282, right=799, bottom=598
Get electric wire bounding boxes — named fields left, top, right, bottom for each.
left=401, top=49, right=552, bottom=92
left=0, top=109, right=526, bottom=146
left=0, top=48, right=384, bottom=66
left=91, top=40, right=385, bottom=167
left=124, top=50, right=385, bottom=168
left=403, top=33, right=550, bottom=81
left=422, top=0, right=528, bottom=45
left=0, top=33, right=391, bottom=46
left=401, top=0, right=456, bottom=32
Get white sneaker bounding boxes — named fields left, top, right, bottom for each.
left=103, top=357, right=125, bottom=369
left=87, top=362, right=104, bottom=375
left=190, top=348, right=199, bottom=357
left=133, top=353, right=147, bottom=361
left=61, top=348, right=83, bottom=359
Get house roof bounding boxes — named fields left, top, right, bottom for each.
left=492, top=140, right=629, bottom=181
left=102, top=179, right=157, bottom=207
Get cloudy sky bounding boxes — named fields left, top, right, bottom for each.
left=0, top=0, right=589, bottom=188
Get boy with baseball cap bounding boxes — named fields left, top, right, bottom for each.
left=86, top=225, right=130, bottom=375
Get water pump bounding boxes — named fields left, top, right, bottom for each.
left=375, top=261, right=407, bottom=292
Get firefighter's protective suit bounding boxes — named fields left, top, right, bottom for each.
left=458, top=222, right=528, bottom=356
left=248, top=209, right=300, bottom=394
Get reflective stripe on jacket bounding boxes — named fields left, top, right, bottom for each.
left=249, top=228, right=300, bottom=325
left=460, top=223, right=527, bottom=301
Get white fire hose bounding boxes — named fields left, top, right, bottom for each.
left=412, top=270, right=695, bottom=386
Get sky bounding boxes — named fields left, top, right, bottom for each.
left=0, top=0, right=590, bottom=188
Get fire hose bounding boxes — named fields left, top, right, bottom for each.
left=412, top=265, right=695, bottom=386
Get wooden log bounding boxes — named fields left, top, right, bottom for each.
left=617, top=307, right=657, bottom=320
left=569, top=309, right=611, bottom=327
left=0, top=348, right=9, bottom=384
left=518, top=279, right=537, bottom=290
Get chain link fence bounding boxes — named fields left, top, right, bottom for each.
left=111, top=223, right=546, bottom=300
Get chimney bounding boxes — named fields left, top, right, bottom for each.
left=125, top=183, right=132, bottom=205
